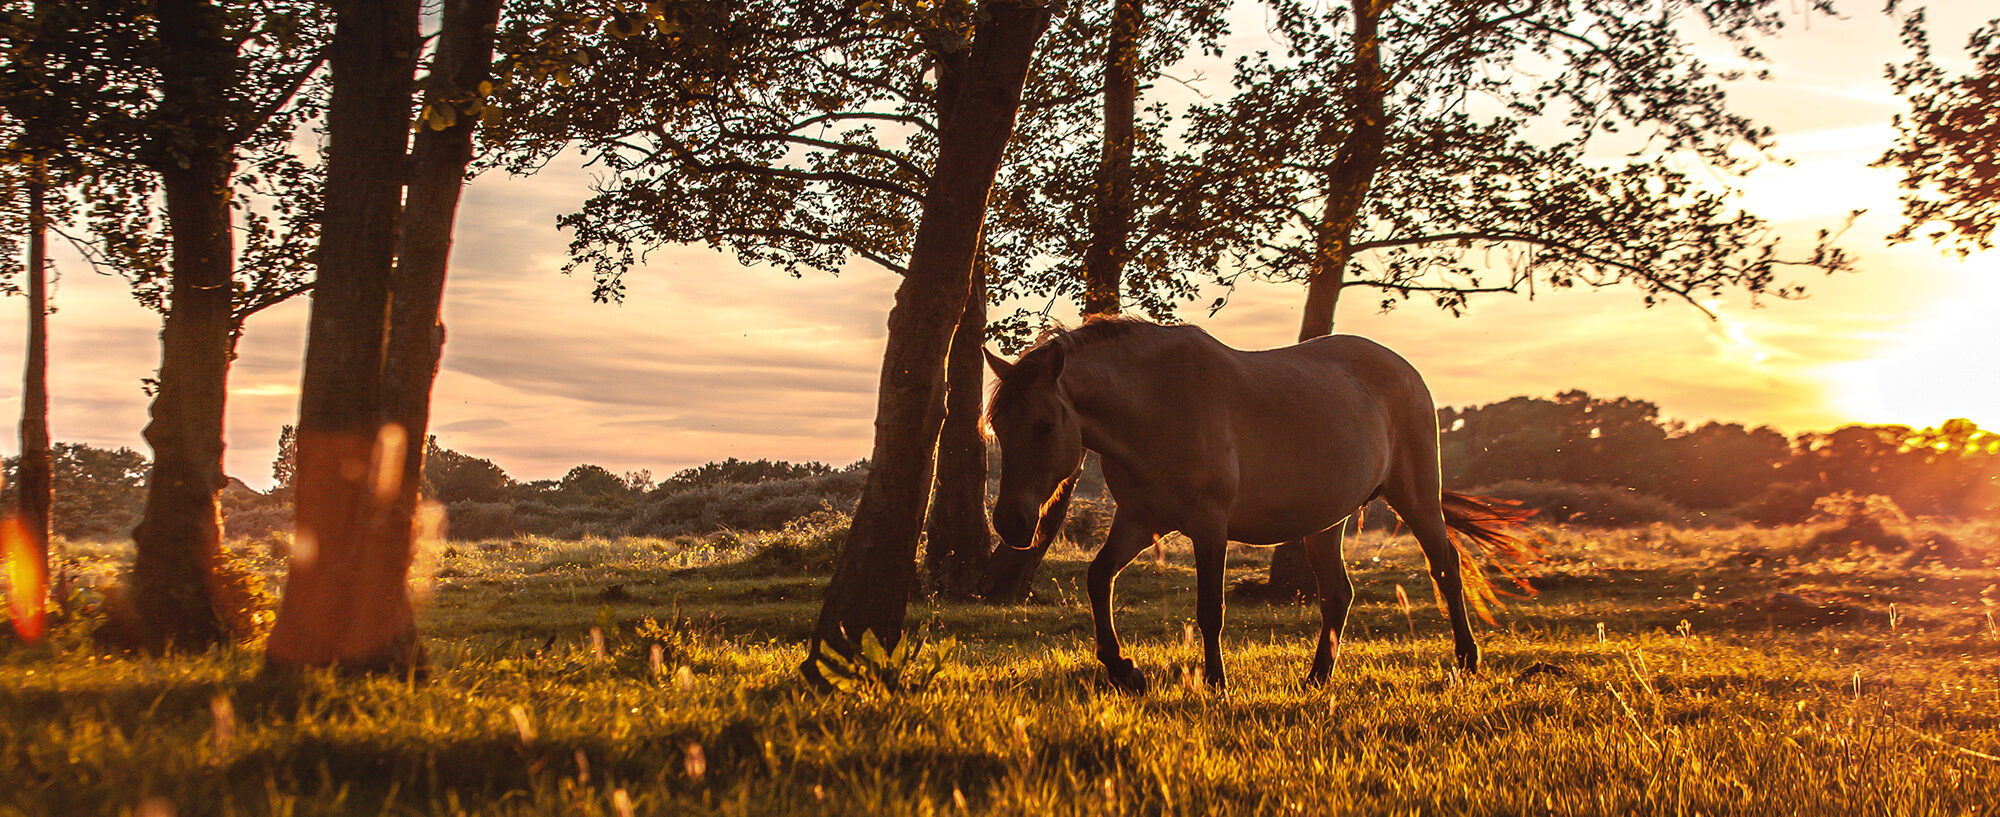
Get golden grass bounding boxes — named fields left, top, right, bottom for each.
left=3, top=521, right=1997, bottom=815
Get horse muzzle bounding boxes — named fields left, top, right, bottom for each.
left=993, top=503, right=1037, bottom=551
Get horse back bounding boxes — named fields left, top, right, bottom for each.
left=1211, top=334, right=1439, bottom=541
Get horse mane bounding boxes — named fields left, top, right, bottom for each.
left=986, top=316, right=1166, bottom=425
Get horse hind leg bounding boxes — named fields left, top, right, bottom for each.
left=1303, top=524, right=1352, bottom=686
left=1089, top=515, right=1156, bottom=692
left=1382, top=482, right=1481, bottom=674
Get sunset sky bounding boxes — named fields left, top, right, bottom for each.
left=2, top=4, right=1995, bottom=491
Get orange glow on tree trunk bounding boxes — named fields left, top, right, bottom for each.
left=4, top=514, right=46, bottom=644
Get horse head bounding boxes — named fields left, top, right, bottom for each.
left=985, top=343, right=1084, bottom=552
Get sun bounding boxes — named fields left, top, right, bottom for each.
left=1829, top=268, right=2000, bottom=430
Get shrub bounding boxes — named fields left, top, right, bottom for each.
left=444, top=501, right=520, bottom=541
left=742, top=509, right=850, bottom=573
left=631, top=469, right=866, bottom=537
left=1804, top=492, right=1913, bottom=554
left=1735, top=481, right=1827, bottom=526
left=1472, top=480, right=1712, bottom=527
left=1061, top=497, right=1114, bottom=547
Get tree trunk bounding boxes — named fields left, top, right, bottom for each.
left=802, top=1, right=1051, bottom=685
left=923, top=266, right=992, bottom=598
left=978, top=0, right=1142, bottom=601
left=376, top=0, right=504, bottom=620
left=265, top=0, right=422, bottom=672
left=1265, top=0, right=1394, bottom=599
left=1081, top=0, right=1141, bottom=316
left=127, top=0, right=240, bottom=650
left=15, top=161, right=51, bottom=631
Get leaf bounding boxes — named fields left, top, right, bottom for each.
left=859, top=630, right=888, bottom=666
left=422, top=103, right=456, bottom=131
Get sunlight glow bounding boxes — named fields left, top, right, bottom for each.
left=1828, top=269, right=2000, bottom=428
left=3, top=514, right=46, bottom=645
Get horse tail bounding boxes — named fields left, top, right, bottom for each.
left=1438, top=490, right=1544, bottom=624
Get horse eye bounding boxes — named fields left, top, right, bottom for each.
left=1033, top=422, right=1054, bottom=436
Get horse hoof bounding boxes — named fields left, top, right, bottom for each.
left=1107, top=664, right=1149, bottom=694
left=1302, top=672, right=1332, bottom=688
left=1204, top=673, right=1227, bottom=690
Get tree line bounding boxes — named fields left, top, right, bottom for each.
left=14, top=395, right=1991, bottom=547
left=1440, top=392, right=1999, bottom=521
left=2, top=1, right=1994, bottom=681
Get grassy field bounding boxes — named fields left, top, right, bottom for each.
left=4, top=516, right=2000, bottom=816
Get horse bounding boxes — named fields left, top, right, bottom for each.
left=983, top=317, right=1536, bottom=692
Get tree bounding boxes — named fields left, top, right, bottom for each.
left=1878, top=8, right=2000, bottom=254
left=423, top=440, right=515, bottom=504
left=0, top=0, right=109, bottom=638
left=270, top=425, right=297, bottom=497
left=1661, top=422, right=1790, bottom=510
left=802, top=1, right=1053, bottom=682
left=0, top=0, right=330, bottom=649
left=1081, top=0, right=1142, bottom=316
left=3, top=443, right=150, bottom=542
left=1183, top=0, right=1854, bottom=596
left=265, top=0, right=504, bottom=672
left=556, top=464, right=631, bottom=503
left=490, top=2, right=1095, bottom=600
left=968, top=0, right=1229, bottom=598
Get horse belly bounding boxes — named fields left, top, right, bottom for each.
left=1224, top=404, right=1390, bottom=544
left=1224, top=477, right=1379, bottom=545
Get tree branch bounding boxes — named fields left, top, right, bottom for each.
left=719, top=128, right=930, bottom=181
left=700, top=226, right=908, bottom=275
left=646, top=131, right=924, bottom=201
left=229, top=49, right=327, bottom=142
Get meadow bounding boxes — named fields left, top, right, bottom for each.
left=4, top=514, right=1999, bottom=816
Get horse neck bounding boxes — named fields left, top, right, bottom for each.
left=1059, top=334, right=1187, bottom=467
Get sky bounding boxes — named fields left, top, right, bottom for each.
left=1, top=3, right=1995, bottom=491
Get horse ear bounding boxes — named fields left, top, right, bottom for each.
left=1045, top=343, right=1065, bottom=379
left=983, top=347, right=1015, bottom=379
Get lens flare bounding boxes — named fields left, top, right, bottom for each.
left=4, top=514, right=47, bottom=644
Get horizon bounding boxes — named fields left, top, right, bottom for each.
left=2, top=3, right=1996, bottom=492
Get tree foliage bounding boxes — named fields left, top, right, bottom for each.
left=0, top=0, right=328, bottom=324
left=3, top=443, right=150, bottom=541
left=1878, top=8, right=2000, bottom=254
left=1440, top=392, right=1999, bottom=519
left=1180, top=0, right=1854, bottom=324
left=487, top=0, right=1229, bottom=344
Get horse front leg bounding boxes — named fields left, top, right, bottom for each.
left=1303, top=525, right=1352, bottom=685
left=1188, top=516, right=1231, bottom=689
left=1089, top=516, right=1156, bottom=692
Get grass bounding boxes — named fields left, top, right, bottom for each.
left=4, top=519, right=1999, bottom=815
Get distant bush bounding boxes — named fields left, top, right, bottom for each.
left=1061, top=497, right=1114, bottom=547
left=1472, top=480, right=1721, bottom=528
left=443, top=501, right=519, bottom=541
left=742, top=509, right=850, bottom=573
left=1804, top=492, right=1912, bottom=554
left=1733, top=481, right=1828, bottom=526
left=659, top=458, right=843, bottom=492
left=633, top=468, right=866, bottom=535
left=442, top=466, right=868, bottom=541
left=4, top=443, right=149, bottom=542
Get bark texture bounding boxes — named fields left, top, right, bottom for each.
left=1080, top=0, right=1140, bottom=316
left=17, top=164, right=51, bottom=611
left=265, top=0, right=423, bottom=672
left=128, top=0, right=240, bottom=649
left=803, top=1, right=1051, bottom=683
left=924, top=267, right=994, bottom=598
left=1267, top=0, right=1393, bottom=599
left=377, top=0, right=504, bottom=620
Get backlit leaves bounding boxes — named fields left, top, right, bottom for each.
left=1877, top=9, right=2000, bottom=255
